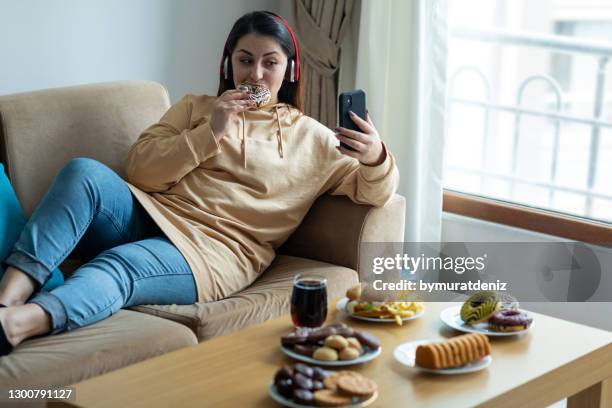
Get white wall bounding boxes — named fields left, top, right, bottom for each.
left=443, top=213, right=612, bottom=332
left=0, top=0, right=280, bottom=102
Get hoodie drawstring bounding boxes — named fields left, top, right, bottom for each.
left=274, top=106, right=284, bottom=159
left=241, top=111, right=247, bottom=168
left=240, top=106, right=288, bottom=169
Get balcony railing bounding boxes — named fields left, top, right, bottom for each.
left=447, top=26, right=612, bottom=218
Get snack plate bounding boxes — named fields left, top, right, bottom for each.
left=269, top=384, right=378, bottom=408
left=439, top=306, right=533, bottom=337
left=394, top=339, right=492, bottom=374
left=336, top=298, right=425, bottom=323
left=281, top=345, right=382, bottom=366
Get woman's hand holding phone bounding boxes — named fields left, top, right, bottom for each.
left=335, top=111, right=385, bottom=166
left=210, top=90, right=255, bottom=142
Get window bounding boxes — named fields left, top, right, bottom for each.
left=444, top=0, right=612, bottom=227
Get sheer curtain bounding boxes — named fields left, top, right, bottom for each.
left=355, top=0, right=448, bottom=242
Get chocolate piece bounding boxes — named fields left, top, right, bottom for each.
left=274, top=366, right=292, bottom=383
left=312, top=367, right=329, bottom=381
left=293, top=344, right=317, bottom=357
left=293, top=373, right=313, bottom=390
left=294, top=363, right=314, bottom=378
left=293, top=389, right=314, bottom=405
left=281, top=328, right=309, bottom=346
left=312, top=380, right=325, bottom=391
left=354, top=331, right=381, bottom=350
left=307, top=326, right=336, bottom=342
left=276, top=378, right=293, bottom=399
left=335, top=326, right=355, bottom=337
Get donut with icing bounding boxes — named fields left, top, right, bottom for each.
left=460, top=291, right=502, bottom=325
left=238, top=82, right=271, bottom=107
left=488, top=309, right=533, bottom=332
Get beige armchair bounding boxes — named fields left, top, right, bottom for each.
left=0, top=81, right=405, bottom=386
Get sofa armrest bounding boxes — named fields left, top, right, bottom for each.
left=278, top=194, right=406, bottom=278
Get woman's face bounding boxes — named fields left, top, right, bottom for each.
left=231, top=33, right=288, bottom=104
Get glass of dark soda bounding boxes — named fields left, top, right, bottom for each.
left=290, top=274, right=327, bottom=328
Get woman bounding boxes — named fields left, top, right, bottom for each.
left=0, top=11, right=398, bottom=356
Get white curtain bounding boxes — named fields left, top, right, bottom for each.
left=355, top=0, right=448, bottom=242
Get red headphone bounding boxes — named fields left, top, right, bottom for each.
left=220, top=12, right=300, bottom=83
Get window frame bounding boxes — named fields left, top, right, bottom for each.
left=443, top=189, right=612, bottom=247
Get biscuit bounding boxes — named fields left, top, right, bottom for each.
left=336, top=374, right=378, bottom=397
left=313, top=389, right=353, bottom=407
left=313, top=347, right=338, bottom=361
left=322, top=371, right=359, bottom=391
left=346, top=337, right=363, bottom=352
left=339, top=347, right=361, bottom=360
left=324, top=335, right=349, bottom=350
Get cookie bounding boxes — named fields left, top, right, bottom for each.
left=339, top=347, right=361, bottom=360
left=313, top=347, right=338, bottom=361
left=346, top=337, right=363, bottom=352
left=313, top=389, right=354, bottom=407
left=324, top=335, right=349, bottom=350
left=322, top=371, right=360, bottom=392
left=336, top=374, right=378, bottom=397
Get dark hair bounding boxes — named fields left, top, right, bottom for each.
left=217, top=11, right=303, bottom=111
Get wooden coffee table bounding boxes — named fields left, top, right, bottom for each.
left=71, top=302, right=612, bottom=407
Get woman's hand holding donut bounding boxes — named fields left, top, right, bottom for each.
left=209, top=90, right=255, bottom=142
left=335, top=111, right=385, bottom=166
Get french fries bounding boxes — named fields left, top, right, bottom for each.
left=347, top=301, right=424, bottom=326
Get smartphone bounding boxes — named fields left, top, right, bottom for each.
left=338, top=90, right=366, bottom=151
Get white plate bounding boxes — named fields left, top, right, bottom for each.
left=280, top=344, right=381, bottom=366
left=439, top=305, right=533, bottom=337
left=394, top=339, right=492, bottom=374
left=335, top=298, right=425, bottom=323
left=269, top=384, right=378, bottom=407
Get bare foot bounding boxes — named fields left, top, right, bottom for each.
left=0, top=307, right=19, bottom=347
left=0, top=267, right=38, bottom=306
left=0, top=304, right=51, bottom=348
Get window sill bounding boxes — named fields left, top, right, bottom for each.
left=443, top=190, right=612, bottom=247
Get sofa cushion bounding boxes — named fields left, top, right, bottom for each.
left=0, top=80, right=170, bottom=217
left=130, top=255, right=359, bottom=341
left=0, top=310, right=197, bottom=387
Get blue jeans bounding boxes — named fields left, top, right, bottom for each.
left=4, top=158, right=197, bottom=334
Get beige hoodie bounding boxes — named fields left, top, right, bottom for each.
left=125, top=94, right=399, bottom=302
